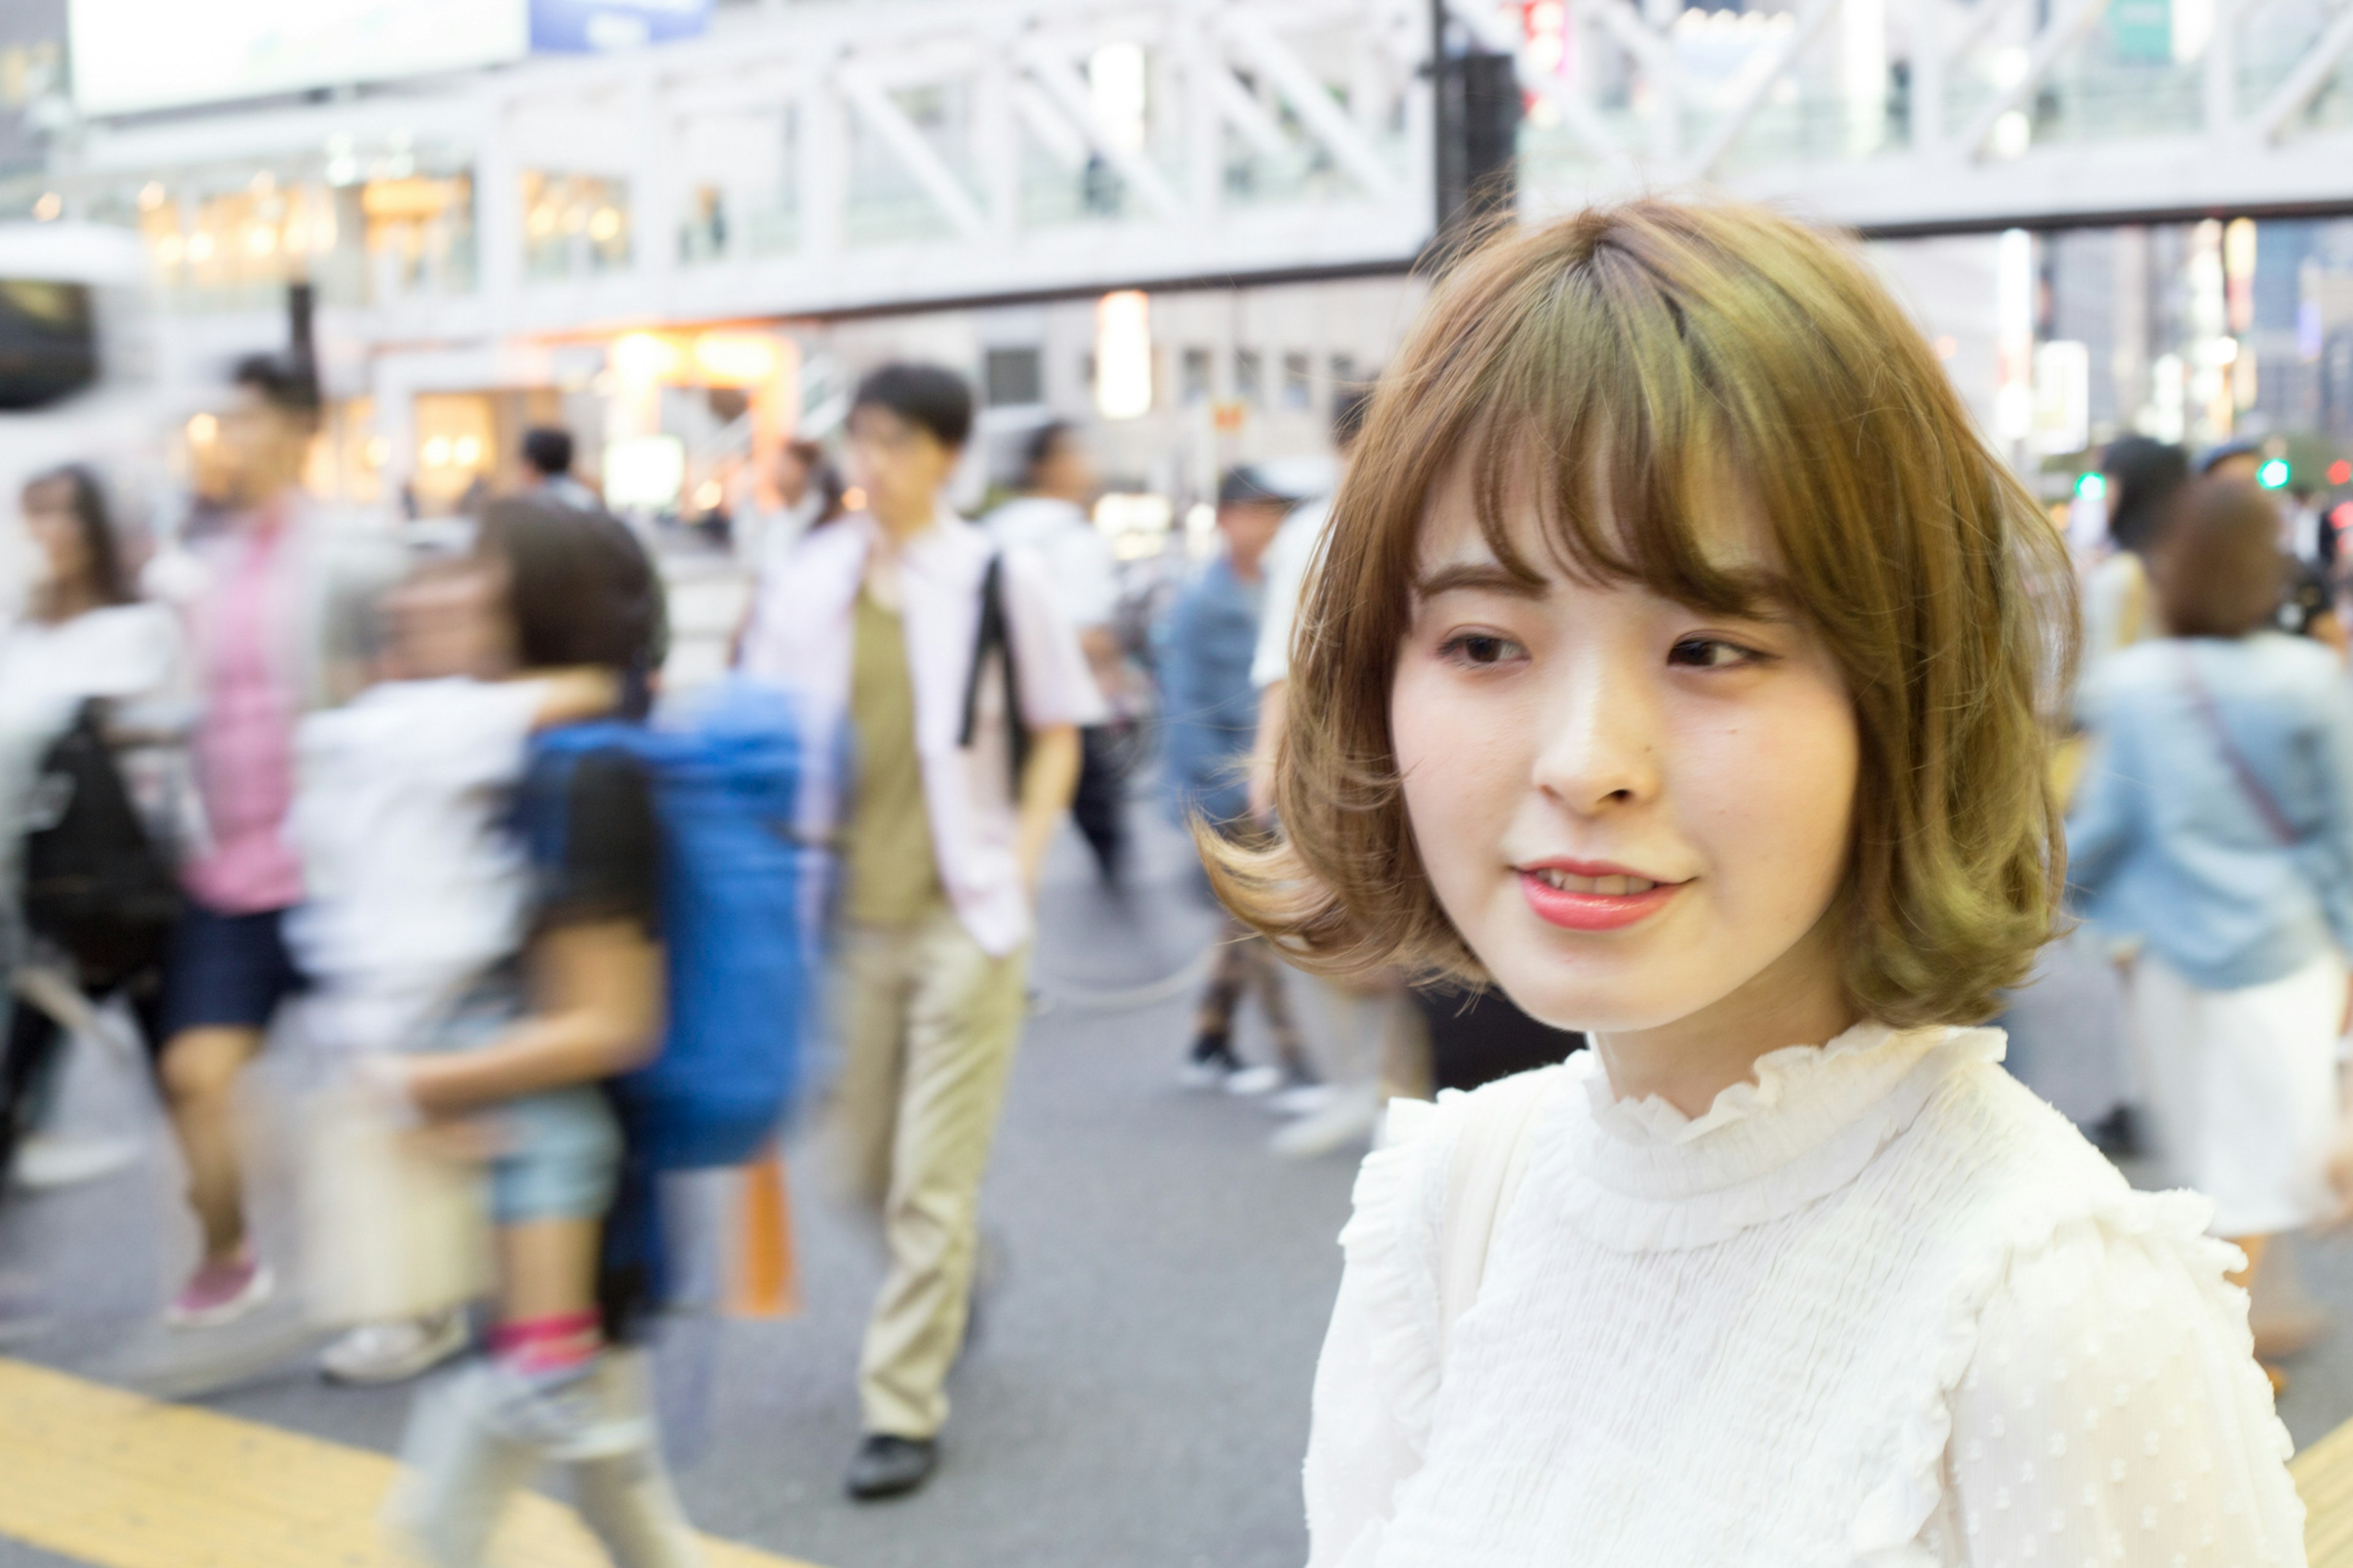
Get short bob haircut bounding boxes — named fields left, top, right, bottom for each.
left=1207, top=200, right=2075, bottom=1030
left=475, top=494, right=664, bottom=713
left=2151, top=479, right=2287, bottom=640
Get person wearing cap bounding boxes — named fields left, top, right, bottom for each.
left=1162, top=467, right=1318, bottom=1095
left=2201, top=439, right=2263, bottom=486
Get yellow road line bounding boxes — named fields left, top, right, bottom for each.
left=0, top=1356, right=817, bottom=1568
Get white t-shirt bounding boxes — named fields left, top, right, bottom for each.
left=286, top=677, right=548, bottom=1055
left=1251, top=493, right=1332, bottom=691
left=983, top=496, right=1120, bottom=631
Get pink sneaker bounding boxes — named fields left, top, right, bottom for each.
left=165, top=1252, right=274, bottom=1329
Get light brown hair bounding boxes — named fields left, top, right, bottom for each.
left=2151, top=478, right=2286, bottom=638
left=1205, top=200, right=2076, bottom=1028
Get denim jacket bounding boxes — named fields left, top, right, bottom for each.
left=2068, top=632, right=2353, bottom=990
left=1155, top=555, right=1265, bottom=829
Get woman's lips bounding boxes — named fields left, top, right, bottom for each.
left=1516, top=866, right=1684, bottom=931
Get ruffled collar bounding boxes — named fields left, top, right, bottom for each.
left=1543, top=1021, right=2008, bottom=1251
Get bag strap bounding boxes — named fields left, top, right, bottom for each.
left=2177, top=644, right=2298, bottom=847
left=957, top=551, right=1031, bottom=794
left=1434, top=1072, right=1553, bottom=1350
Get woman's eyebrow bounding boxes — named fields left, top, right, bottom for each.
left=1412, top=561, right=1547, bottom=600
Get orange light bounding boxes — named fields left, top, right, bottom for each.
left=691, top=332, right=780, bottom=387
left=2332, top=460, right=2352, bottom=487
left=843, top=487, right=868, bottom=512
left=612, top=331, right=683, bottom=384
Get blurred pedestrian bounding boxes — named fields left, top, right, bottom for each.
left=0, top=467, right=185, bottom=1192
left=154, top=353, right=403, bottom=1329
left=736, top=437, right=832, bottom=572
left=521, top=428, right=599, bottom=512
left=2070, top=476, right=2353, bottom=1389
left=1238, top=392, right=1429, bottom=1156
left=985, top=422, right=1126, bottom=885
left=374, top=496, right=698, bottom=1566
left=1211, top=200, right=2298, bottom=1568
left=2078, top=436, right=2189, bottom=680
left=739, top=363, right=1103, bottom=1501
left=2201, top=438, right=2263, bottom=487
left=1161, top=466, right=1313, bottom=1098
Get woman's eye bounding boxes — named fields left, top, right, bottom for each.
left=1439, top=632, right=1520, bottom=667
left=1667, top=636, right=1761, bottom=670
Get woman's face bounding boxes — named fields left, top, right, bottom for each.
left=383, top=556, right=516, bottom=681
left=1389, top=466, right=1860, bottom=1038
left=23, top=479, right=89, bottom=591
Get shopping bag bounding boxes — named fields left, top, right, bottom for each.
left=300, top=1085, right=494, bottom=1326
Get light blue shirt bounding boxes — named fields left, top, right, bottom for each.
left=2067, top=632, right=2353, bottom=990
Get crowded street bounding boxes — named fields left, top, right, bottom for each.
left=0, top=776, right=1350, bottom=1568
left=13, top=0, right=2353, bottom=1563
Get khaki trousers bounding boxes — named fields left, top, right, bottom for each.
left=830, top=908, right=1029, bottom=1439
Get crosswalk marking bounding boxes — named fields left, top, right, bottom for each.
left=0, top=1356, right=817, bottom=1568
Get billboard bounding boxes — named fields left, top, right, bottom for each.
left=69, top=0, right=529, bottom=116
left=529, top=0, right=710, bottom=54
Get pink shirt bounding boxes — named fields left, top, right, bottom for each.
left=183, top=520, right=305, bottom=914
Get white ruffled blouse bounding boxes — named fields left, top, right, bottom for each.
left=1303, top=1023, right=2305, bottom=1567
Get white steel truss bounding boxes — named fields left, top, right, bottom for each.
left=1449, top=0, right=2353, bottom=232
left=69, top=0, right=1434, bottom=347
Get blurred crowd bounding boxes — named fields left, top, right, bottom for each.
left=12, top=329, right=2353, bottom=1558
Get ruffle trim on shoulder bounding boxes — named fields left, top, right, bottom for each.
left=1845, top=1182, right=2285, bottom=1564
left=1333, top=1092, right=1463, bottom=1465
left=1550, top=1032, right=2006, bottom=1252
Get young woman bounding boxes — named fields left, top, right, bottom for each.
left=364, top=497, right=699, bottom=1567
left=1210, top=203, right=2300, bottom=1564
left=0, top=466, right=184, bottom=1191
left=2071, top=476, right=2353, bottom=1385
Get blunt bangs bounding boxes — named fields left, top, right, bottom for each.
left=1204, top=198, right=2078, bottom=1031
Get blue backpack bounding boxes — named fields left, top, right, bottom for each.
left=521, top=676, right=808, bottom=1171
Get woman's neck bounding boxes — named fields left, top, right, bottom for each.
left=1589, top=917, right=1858, bottom=1119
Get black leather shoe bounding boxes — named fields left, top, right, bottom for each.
left=846, top=1433, right=938, bottom=1501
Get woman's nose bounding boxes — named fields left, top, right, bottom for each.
left=1529, top=654, right=1662, bottom=814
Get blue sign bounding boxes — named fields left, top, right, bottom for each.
left=531, top=0, right=708, bottom=53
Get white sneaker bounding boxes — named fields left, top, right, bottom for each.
left=1267, top=1081, right=1340, bottom=1119
left=12, top=1133, right=140, bottom=1190
left=1224, top=1064, right=1284, bottom=1097
left=1270, top=1085, right=1383, bottom=1160
left=1178, top=1054, right=1237, bottom=1091
left=164, top=1255, right=275, bottom=1330
left=322, top=1309, right=471, bottom=1386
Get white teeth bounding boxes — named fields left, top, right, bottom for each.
left=1533, top=869, right=1659, bottom=895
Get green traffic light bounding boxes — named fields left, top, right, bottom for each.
left=2259, top=458, right=2290, bottom=489
left=2075, top=472, right=2106, bottom=501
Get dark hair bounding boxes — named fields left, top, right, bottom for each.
left=2102, top=436, right=2190, bottom=556
left=851, top=362, right=974, bottom=450
left=523, top=426, right=576, bottom=479
left=781, top=437, right=824, bottom=471
left=231, top=352, right=321, bottom=424
left=475, top=496, right=662, bottom=708
left=2152, top=479, right=2288, bottom=639
left=810, top=458, right=849, bottom=527
left=1021, top=420, right=1074, bottom=485
left=25, top=464, right=135, bottom=612
left=1331, top=384, right=1374, bottom=450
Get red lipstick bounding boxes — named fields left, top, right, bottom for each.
left=1515, top=858, right=1685, bottom=932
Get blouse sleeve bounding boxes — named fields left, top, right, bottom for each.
left=1304, top=1099, right=1453, bottom=1568
left=1945, top=1216, right=2302, bottom=1566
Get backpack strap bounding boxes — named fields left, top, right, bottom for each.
left=1434, top=1071, right=1554, bottom=1350
left=958, top=551, right=1031, bottom=795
